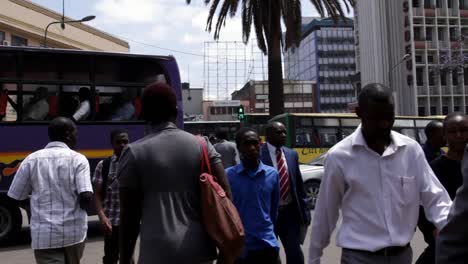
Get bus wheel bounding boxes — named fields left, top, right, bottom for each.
left=0, top=201, right=22, bottom=243
left=304, top=180, right=321, bottom=210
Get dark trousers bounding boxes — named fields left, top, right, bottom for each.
left=415, top=243, right=435, bottom=264
left=276, top=204, right=304, bottom=264
left=103, top=226, right=119, bottom=264
left=235, top=248, right=279, bottom=264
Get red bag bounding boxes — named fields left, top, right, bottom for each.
left=198, top=137, right=245, bottom=263
left=0, top=90, right=8, bottom=117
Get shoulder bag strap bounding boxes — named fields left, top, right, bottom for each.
left=198, top=136, right=213, bottom=175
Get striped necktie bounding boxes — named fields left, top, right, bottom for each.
left=276, top=148, right=290, bottom=201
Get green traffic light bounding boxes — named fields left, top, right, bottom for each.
left=238, top=105, right=244, bottom=120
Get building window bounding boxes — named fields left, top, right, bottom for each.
left=416, top=67, right=424, bottom=86
left=441, top=72, right=447, bottom=85
left=424, top=0, right=434, bottom=8
left=11, top=35, right=28, bottom=47
left=418, top=107, right=426, bottom=116
left=0, top=31, right=5, bottom=43
left=426, top=28, right=433, bottom=41
left=429, top=71, right=435, bottom=85
left=428, top=55, right=435, bottom=63
left=442, top=106, right=449, bottom=114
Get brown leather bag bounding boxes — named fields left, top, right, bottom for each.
left=198, top=137, right=245, bottom=263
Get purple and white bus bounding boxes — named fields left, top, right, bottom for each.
left=0, top=46, right=182, bottom=241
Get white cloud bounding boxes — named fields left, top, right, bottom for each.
left=94, top=0, right=160, bottom=24
left=89, top=0, right=328, bottom=91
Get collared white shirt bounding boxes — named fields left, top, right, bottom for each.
left=73, top=100, right=90, bottom=121
left=8, top=142, right=92, bottom=250
left=308, top=127, right=452, bottom=264
left=267, top=142, right=289, bottom=172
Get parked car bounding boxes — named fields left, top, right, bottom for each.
left=300, top=154, right=325, bottom=209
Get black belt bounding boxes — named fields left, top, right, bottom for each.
left=344, top=244, right=410, bottom=257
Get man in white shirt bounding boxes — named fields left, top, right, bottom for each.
left=8, top=117, right=93, bottom=264
left=73, top=87, right=91, bottom=121
left=308, top=83, right=452, bottom=264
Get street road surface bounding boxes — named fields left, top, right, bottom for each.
left=0, top=211, right=427, bottom=263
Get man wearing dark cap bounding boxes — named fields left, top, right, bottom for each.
left=118, top=81, right=232, bottom=264
left=8, top=117, right=93, bottom=264
left=308, top=83, right=452, bottom=264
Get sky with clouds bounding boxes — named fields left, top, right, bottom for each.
left=30, top=0, right=349, bottom=99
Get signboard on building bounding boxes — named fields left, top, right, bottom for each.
left=212, top=100, right=241, bottom=107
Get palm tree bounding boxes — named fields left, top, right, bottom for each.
left=187, top=0, right=354, bottom=116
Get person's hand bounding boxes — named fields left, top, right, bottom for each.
left=99, top=215, right=112, bottom=235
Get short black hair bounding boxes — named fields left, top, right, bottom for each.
left=443, top=112, right=467, bottom=130
left=235, top=127, right=257, bottom=147
left=358, top=83, right=394, bottom=109
left=48, top=117, right=75, bottom=142
left=265, top=121, right=284, bottom=137
left=425, top=120, right=443, bottom=138
left=142, top=82, right=178, bottom=123
left=78, top=87, right=91, bottom=100
left=216, top=131, right=228, bottom=140
left=110, top=128, right=128, bottom=142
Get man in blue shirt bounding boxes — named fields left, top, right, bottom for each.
left=226, top=127, right=280, bottom=264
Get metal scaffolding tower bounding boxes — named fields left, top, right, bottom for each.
left=203, top=40, right=268, bottom=100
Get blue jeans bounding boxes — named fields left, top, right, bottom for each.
left=276, top=204, right=304, bottom=264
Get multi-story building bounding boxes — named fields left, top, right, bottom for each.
left=355, top=0, right=468, bottom=116
left=284, top=17, right=356, bottom=113
left=182, top=83, right=204, bottom=121
left=0, top=0, right=129, bottom=51
left=232, top=80, right=316, bottom=113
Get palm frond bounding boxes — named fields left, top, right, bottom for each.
left=213, top=0, right=232, bottom=39
left=281, top=0, right=302, bottom=50
left=229, top=0, right=240, bottom=17
left=309, top=0, right=355, bottom=20
left=241, top=0, right=253, bottom=43
left=206, top=0, right=221, bottom=33
left=252, top=0, right=267, bottom=54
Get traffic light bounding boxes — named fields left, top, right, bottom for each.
left=238, top=105, right=245, bottom=120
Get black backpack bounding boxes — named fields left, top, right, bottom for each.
left=100, top=157, right=112, bottom=201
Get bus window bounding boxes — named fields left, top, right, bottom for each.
left=341, top=128, right=355, bottom=139
left=60, top=54, right=91, bottom=81
left=418, top=128, right=427, bottom=144
left=313, top=118, right=339, bottom=127
left=60, top=86, right=91, bottom=121
left=394, top=119, right=415, bottom=127
left=96, top=86, right=138, bottom=121
left=340, top=118, right=360, bottom=127
left=317, top=128, right=339, bottom=147
left=23, top=53, right=59, bottom=81
left=295, top=127, right=339, bottom=148
left=0, top=83, right=17, bottom=122
left=22, top=84, right=59, bottom=121
left=0, top=53, right=16, bottom=78
left=295, top=128, right=318, bottom=148
left=400, top=128, right=417, bottom=141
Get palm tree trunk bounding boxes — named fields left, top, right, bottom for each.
left=267, top=5, right=284, bottom=117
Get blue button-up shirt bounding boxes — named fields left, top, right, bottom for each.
left=226, top=161, right=280, bottom=254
